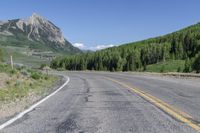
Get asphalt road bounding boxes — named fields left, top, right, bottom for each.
left=1, top=71, right=200, bottom=133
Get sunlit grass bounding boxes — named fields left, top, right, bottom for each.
left=146, top=60, right=185, bottom=73
left=0, top=64, right=58, bottom=103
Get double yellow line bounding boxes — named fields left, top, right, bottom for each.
left=106, top=77, right=200, bottom=132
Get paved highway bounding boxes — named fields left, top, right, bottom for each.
left=1, top=71, right=200, bottom=133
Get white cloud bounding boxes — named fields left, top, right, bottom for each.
left=73, top=43, right=115, bottom=51
left=90, top=44, right=115, bottom=51
left=73, top=43, right=85, bottom=49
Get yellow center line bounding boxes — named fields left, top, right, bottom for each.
left=106, top=77, right=200, bottom=132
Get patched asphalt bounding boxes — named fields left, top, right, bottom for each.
left=1, top=71, right=199, bottom=133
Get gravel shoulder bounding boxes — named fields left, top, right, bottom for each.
left=0, top=74, right=65, bottom=125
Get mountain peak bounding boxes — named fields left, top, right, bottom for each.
left=0, top=14, right=82, bottom=53
left=31, top=12, right=42, bottom=18
left=28, top=13, right=47, bottom=25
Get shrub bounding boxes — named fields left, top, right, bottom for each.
left=160, top=66, right=165, bottom=73
left=177, top=67, right=182, bottom=72
left=44, top=76, right=49, bottom=80
left=27, top=69, right=35, bottom=74
left=192, top=53, right=200, bottom=73
left=31, top=72, right=41, bottom=80
left=6, top=80, right=10, bottom=85
left=40, top=64, right=47, bottom=69
left=183, top=58, right=192, bottom=73
left=29, top=83, right=33, bottom=87
left=0, top=64, right=9, bottom=72
left=9, top=69, right=17, bottom=75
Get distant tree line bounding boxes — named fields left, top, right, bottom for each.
left=51, top=23, right=200, bottom=73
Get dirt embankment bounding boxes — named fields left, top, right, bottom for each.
left=162, top=73, right=200, bottom=78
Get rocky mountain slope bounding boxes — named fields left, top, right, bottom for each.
left=0, top=13, right=81, bottom=54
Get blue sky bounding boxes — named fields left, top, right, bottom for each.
left=1, top=0, right=200, bottom=50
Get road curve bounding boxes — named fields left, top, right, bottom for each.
left=1, top=71, right=200, bottom=133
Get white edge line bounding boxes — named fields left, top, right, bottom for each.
left=0, top=75, right=70, bottom=130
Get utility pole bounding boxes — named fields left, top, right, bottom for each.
left=10, top=55, right=13, bottom=69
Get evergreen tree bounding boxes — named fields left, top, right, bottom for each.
left=50, top=23, right=200, bottom=72
left=192, top=52, right=200, bottom=73
left=183, top=58, right=192, bottom=73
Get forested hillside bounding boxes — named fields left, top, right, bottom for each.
left=51, top=23, right=200, bottom=73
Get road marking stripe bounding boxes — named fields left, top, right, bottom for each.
left=132, top=87, right=193, bottom=119
left=143, top=90, right=193, bottom=119
left=106, top=77, right=200, bottom=132
left=0, top=75, right=70, bottom=130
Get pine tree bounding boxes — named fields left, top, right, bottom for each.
left=192, top=52, right=200, bottom=73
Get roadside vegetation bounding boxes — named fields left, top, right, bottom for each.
left=0, top=63, right=58, bottom=104
left=146, top=60, right=185, bottom=73
left=0, top=47, right=61, bottom=120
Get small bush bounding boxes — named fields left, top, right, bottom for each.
left=44, top=76, right=49, bottom=80
left=160, top=66, right=165, bottom=73
left=177, top=67, right=182, bottom=72
left=27, top=69, right=35, bottom=74
left=6, top=80, right=10, bottom=85
left=192, top=53, right=200, bottom=73
left=0, top=64, right=9, bottom=73
left=10, top=69, right=17, bottom=75
left=40, top=64, right=47, bottom=69
left=183, top=58, right=192, bottom=73
left=29, top=83, right=33, bottom=87
left=31, top=72, right=41, bottom=80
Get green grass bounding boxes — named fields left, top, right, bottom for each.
left=0, top=64, right=58, bottom=103
left=0, top=75, right=57, bottom=101
left=1, top=46, right=51, bottom=68
left=146, top=60, right=185, bottom=73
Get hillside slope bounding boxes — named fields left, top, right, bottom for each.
left=0, top=13, right=81, bottom=54
left=51, top=22, right=200, bottom=72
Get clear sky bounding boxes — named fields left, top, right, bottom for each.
left=1, top=0, right=200, bottom=50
